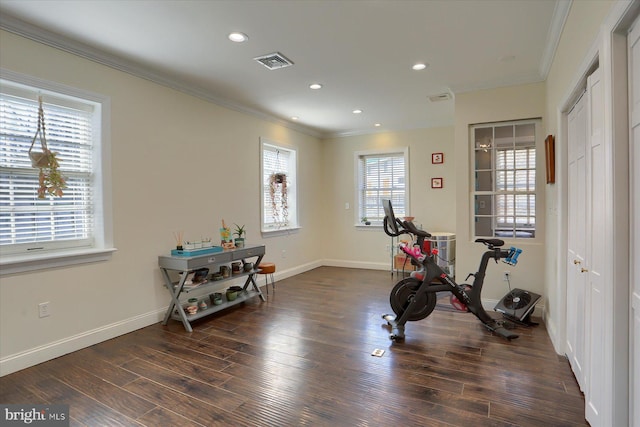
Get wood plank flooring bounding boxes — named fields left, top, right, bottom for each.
left=0, top=267, right=587, bottom=426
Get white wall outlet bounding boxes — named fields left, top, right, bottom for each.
left=503, top=271, right=511, bottom=281
left=38, top=302, right=51, bottom=318
left=281, top=249, right=286, bottom=259
left=345, top=202, right=350, bottom=210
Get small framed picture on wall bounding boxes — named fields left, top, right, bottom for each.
left=432, top=152, right=444, bottom=164
left=431, top=177, right=443, bottom=189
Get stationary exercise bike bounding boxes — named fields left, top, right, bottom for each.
left=381, top=199, right=523, bottom=341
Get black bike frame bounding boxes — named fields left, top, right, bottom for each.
left=381, top=198, right=520, bottom=340
left=399, top=245, right=512, bottom=327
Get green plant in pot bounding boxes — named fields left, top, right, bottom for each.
left=233, top=223, right=246, bottom=248
left=29, top=96, right=67, bottom=199
left=37, top=151, right=66, bottom=199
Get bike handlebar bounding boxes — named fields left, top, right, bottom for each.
left=383, top=216, right=431, bottom=239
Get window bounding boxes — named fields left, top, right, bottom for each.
left=260, top=138, right=297, bottom=232
left=356, top=148, right=409, bottom=225
left=0, top=71, right=112, bottom=273
left=472, top=120, right=538, bottom=239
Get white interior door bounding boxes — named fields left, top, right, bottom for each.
left=628, top=18, right=640, bottom=427
left=566, top=93, right=588, bottom=391
left=585, top=67, right=607, bottom=426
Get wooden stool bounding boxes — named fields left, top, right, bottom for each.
left=257, top=262, right=276, bottom=295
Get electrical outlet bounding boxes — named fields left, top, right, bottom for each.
left=281, top=249, right=286, bottom=259
left=385, top=244, right=390, bottom=252
left=503, top=271, right=511, bottom=281
left=38, top=302, right=51, bottom=318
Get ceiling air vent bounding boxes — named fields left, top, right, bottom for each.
left=428, top=92, right=453, bottom=102
left=254, top=52, right=294, bottom=70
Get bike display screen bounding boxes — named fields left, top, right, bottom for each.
left=382, top=199, right=399, bottom=234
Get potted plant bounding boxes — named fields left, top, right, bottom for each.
left=361, top=217, right=371, bottom=225
left=36, top=151, right=66, bottom=199
left=268, top=172, right=288, bottom=227
left=29, top=96, right=67, bottom=199
left=234, top=224, right=246, bottom=248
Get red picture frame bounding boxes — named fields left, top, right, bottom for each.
left=432, top=152, right=444, bottom=164
left=431, top=177, right=443, bottom=189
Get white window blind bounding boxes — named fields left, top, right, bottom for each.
left=356, top=149, right=408, bottom=225
left=1, top=84, right=95, bottom=254
left=472, top=120, right=537, bottom=239
left=261, top=139, right=297, bottom=232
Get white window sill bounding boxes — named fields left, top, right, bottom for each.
left=261, top=226, right=301, bottom=237
left=0, top=247, right=117, bottom=276
left=355, top=224, right=381, bottom=229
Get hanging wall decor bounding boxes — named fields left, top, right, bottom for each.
left=29, top=96, right=67, bottom=198
left=269, top=172, right=288, bottom=226
left=545, top=134, right=555, bottom=184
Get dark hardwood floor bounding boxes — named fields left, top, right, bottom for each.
left=1, top=267, right=587, bottom=426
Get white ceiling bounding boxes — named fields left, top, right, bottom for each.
left=0, top=0, right=570, bottom=138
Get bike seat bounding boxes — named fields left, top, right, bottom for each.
left=475, top=238, right=505, bottom=248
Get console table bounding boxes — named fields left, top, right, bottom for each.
left=158, top=244, right=266, bottom=332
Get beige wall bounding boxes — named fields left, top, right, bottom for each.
left=543, top=0, right=615, bottom=347
left=322, top=127, right=455, bottom=269
left=454, top=82, right=547, bottom=301
left=0, top=30, right=324, bottom=373
left=0, top=0, right=620, bottom=374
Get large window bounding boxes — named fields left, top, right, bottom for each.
left=356, top=148, right=409, bottom=225
left=260, top=138, right=297, bottom=232
left=472, top=120, right=538, bottom=239
left=0, top=71, right=112, bottom=273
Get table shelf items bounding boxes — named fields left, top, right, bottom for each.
left=158, top=244, right=266, bottom=332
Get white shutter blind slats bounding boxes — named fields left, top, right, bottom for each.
left=359, top=153, right=406, bottom=222
left=0, top=87, right=95, bottom=250
left=262, top=143, right=293, bottom=229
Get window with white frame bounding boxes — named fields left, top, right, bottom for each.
left=472, top=120, right=538, bottom=239
left=356, top=148, right=409, bottom=226
left=0, top=72, right=112, bottom=271
left=260, top=138, right=297, bottom=232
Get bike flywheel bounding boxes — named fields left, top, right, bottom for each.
left=389, top=278, right=437, bottom=321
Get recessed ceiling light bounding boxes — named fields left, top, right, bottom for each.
left=228, top=32, right=248, bottom=42
left=374, top=123, right=381, bottom=127
left=309, top=83, right=322, bottom=90
left=412, top=63, right=428, bottom=71
left=291, top=116, right=299, bottom=120
left=353, top=109, right=363, bottom=114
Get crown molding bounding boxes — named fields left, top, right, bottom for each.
left=539, top=0, right=572, bottom=79
left=0, top=13, right=324, bottom=139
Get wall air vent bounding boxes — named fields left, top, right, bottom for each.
left=254, top=52, right=294, bottom=70
left=428, top=92, right=453, bottom=102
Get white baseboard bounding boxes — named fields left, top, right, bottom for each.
left=0, top=309, right=165, bottom=376
left=0, top=260, right=324, bottom=376
left=1, top=260, right=548, bottom=376
left=322, top=258, right=389, bottom=271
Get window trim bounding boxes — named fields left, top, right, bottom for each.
left=0, top=68, right=114, bottom=275
left=259, top=137, right=299, bottom=235
left=354, top=147, right=410, bottom=227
